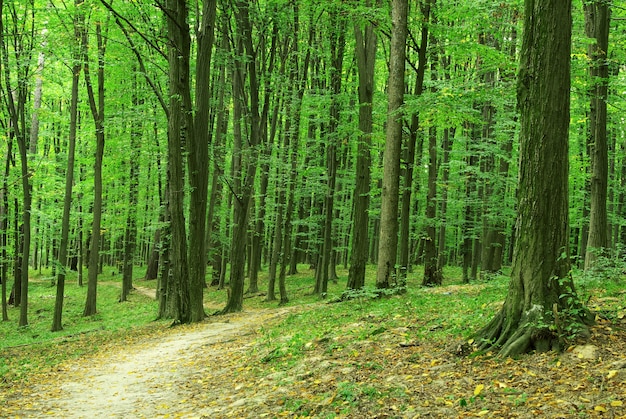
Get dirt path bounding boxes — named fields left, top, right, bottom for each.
left=21, top=307, right=295, bottom=419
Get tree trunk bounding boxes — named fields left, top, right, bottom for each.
left=376, top=0, right=408, bottom=289
left=186, top=0, right=217, bottom=322
left=399, top=0, right=430, bottom=284
left=347, top=8, right=376, bottom=291
left=422, top=125, right=442, bottom=286
left=1, top=140, right=10, bottom=321
left=120, top=72, right=142, bottom=303
left=314, top=8, right=345, bottom=296
left=52, top=4, right=82, bottom=330
left=437, top=128, right=453, bottom=271
left=0, top=0, right=34, bottom=326
left=475, top=0, right=592, bottom=356
left=83, top=22, right=106, bottom=318
left=584, top=0, right=610, bottom=269
left=221, top=0, right=262, bottom=314
left=163, top=0, right=191, bottom=323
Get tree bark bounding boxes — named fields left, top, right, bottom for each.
left=52, top=1, right=82, bottom=330
left=0, top=0, right=34, bottom=325
left=399, top=0, right=430, bottom=284
left=186, top=0, right=217, bottom=322
left=475, top=0, right=592, bottom=356
left=584, top=0, right=610, bottom=269
left=83, top=22, right=106, bottom=318
left=376, top=0, right=408, bottom=289
left=221, top=0, right=262, bottom=314
left=163, top=0, right=191, bottom=323
left=347, top=1, right=377, bottom=291
left=120, top=71, right=142, bottom=303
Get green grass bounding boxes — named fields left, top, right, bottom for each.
left=1, top=261, right=622, bottom=399
left=251, top=265, right=512, bottom=371
left=0, top=268, right=166, bottom=385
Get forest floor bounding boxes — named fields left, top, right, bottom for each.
left=2, top=277, right=626, bottom=418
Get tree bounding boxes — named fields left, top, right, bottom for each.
left=347, top=0, right=377, bottom=291
left=314, top=6, right=346, bottom=297
left=83, top=19, right=107, bottom=317
left=221, top=0, right=263, bottom=313
left=584, top=0, right=611, bottom=269
left=52, top=0, right=83, bottom=331
left=476, top=0, right=592, bottom=356
left=0, top=0, right=35, bottom=326
left=398, top=0, right=431, bottom=283
left=163, top=0, right=192, bottom=323
left=120, top=71, right=142, bottom=303
left=376, top=0, right=408, bottom=289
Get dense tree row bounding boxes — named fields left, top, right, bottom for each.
left=0, top=0, right=624, bottom=352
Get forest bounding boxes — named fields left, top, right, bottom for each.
left=0, top=0, right=624, bottom=353
left=2, top=0, right=626, bottom=416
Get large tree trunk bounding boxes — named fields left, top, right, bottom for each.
left=476, top=0, right=592, bottom=357
left=347, top=4, right=376, bottom=291
left=583, top=0, right=610, bottom=269
left=399, top=0, right=430, bottom=284
left=163, top=0, right=191, bottom=323
left=186, top=0, right=217, bottom=322
left=221, top=0, right=262, bottom=314
left=314, top=8, right=346, bottom=296
left=376, top=0, right=408, bottom=289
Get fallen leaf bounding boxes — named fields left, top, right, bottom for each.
left=474, top=384, right=484, bottom=396
left=594, top=405, right=607, bottom=412
left=610, top=400, right=623, bottom=407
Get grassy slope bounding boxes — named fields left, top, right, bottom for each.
left=1, top=264, right=625, bottom=417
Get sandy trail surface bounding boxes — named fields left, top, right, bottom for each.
left=20, top=306, right=293, bottom=419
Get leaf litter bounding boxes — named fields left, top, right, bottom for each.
left=0, top=284, right=625, bottom=418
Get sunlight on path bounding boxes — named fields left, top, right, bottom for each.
left=27, top=308, right=294, bottom=419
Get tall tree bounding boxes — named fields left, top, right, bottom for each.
left=163, top=0, right=192, bottom=323
left=1, top=140, right=10, bottom=322
left=83, top=19, right=107, bottom=317
left=186, top=0, right=217, bottom=321
left=476, top=0, right=592, bottom=356
left=221, top=0, right=263, bottom=313
left=347, top=0, right=377, bottom=291
left=0, top=0, right=35, bottom=326
left=52, top=0, right=83, bottom=331
left=314, top=6, right=346, bottom=296
left=376, top=0, right=408, bottom=289
left=398, top=0, right=431, bottom=283
left=120, top=71, right=142, bottom=303
left=584, top=0, right=611, bottom=269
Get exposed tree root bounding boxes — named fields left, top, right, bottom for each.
left=475, top=303, right=592, bottom=357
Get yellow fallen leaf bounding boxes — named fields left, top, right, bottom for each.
left=579, top=397, right=591, bottom=403
left=607, top=370, right=618, bottom=379
left=594, top=405, right=607, bottom=412
left=477, top=410, right=489, bottom=416
left=556, top=360, right=561, bottom=367
left=474, top=384, right=485, bottom=396
left=610, top=400, right=623, bottom=407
